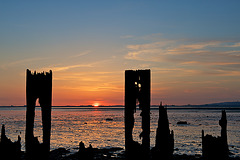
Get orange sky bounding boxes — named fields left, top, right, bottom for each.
left=1, top=1, right=240, bottom=106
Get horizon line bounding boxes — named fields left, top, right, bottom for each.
left=1, top=101, right=240, bottom=107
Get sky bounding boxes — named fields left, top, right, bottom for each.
left=0, top=1, right=240, bottom=106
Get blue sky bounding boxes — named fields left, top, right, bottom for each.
left=1, top=1, right=240, bottom=105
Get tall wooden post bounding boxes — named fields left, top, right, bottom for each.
left=125, top=69, right=150, bottom=160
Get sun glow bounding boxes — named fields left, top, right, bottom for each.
left=93, top=103, right=100, bottom=107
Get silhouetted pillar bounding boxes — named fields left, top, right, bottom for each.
left=138, top=70, right=150, bottom=156
left=125, top=69, right=150, bottom=160
left=26, top=69, right=52, bottom=159
left=0, top=125, right=21, bottom=160
left=25, top=98, right=35, bottom=152
left=202, top=110, right=229, bottom=160
left=125, top=70, right=138, bottom=152
left=219, top=110, right=228, bottom=159
left=1, top=124, right=6, bottom=142
left=152, top=102, right=174, bottom=160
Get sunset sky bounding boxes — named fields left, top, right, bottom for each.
left=1, top=1, right=240, bottom=106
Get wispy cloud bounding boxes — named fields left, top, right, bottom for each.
left=53, top=71, right=122, bottom=81
left=124, top=41, right=170, bottom=62
left=0, top=57, right=48, bottom=70
left=70, top=50, right=91, bottom=58
left=39, top=56, right=118, bottom=72
left=225, top=42, right=240, bottom=47
left=42, top=64, right=94, bottom=72
left=124, top=36, right=240, bottom=76
left=175, top=41, right=221, bottom=50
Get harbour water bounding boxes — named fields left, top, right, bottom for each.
left=0, top=106, right=239, bottom=157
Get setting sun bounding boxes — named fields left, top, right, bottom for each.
left=93, top=103, right=100, bottom=107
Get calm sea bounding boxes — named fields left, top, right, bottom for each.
left=0, top=107, right=239, bottom=157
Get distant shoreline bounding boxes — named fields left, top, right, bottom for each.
left=1, top=101, right=240, bottom=108
left=1, top=106, right=240, bottom=110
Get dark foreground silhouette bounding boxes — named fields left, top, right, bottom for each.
left=151, top=102, right=174, bottom=160
left=125, top=70, right=151, bottom=159
left=26, top=69, right=52, bottom=160
left=0, top=124, right=21, bottom=160
left=202, top=110, right=229, bottom=160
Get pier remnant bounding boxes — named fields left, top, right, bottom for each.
left=0, top=124, right=21, bottom=160
left=25, top=69, right=52, bottom=159
left=78, top=141, right=94, bottom=160
left=152, top=102, right=174, bottom=160
left=202, top=110, right=229, bottom=160
left=125, top=69, right=150, bottom=160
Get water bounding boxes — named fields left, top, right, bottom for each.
left=0, top=107, right=239, bottom=157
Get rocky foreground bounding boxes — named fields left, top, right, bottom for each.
left=2, top=146, right=239, bottom=160
left=48, top=147, right=239, bottom=160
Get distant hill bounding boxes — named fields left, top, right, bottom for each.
left=202, top=102, right=240, bottom=107
left=161, top=102, right=240, bottom=108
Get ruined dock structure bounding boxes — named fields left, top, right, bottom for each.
left=125, top=69, right=174, bottom=160
left=202, top=110, right=229, bottom=160
left=25, top=69, right=52, bottom=160
left=0, top=125, right=21, bottom=160
left=125, top=69, right=151, bottom=159
left=152, top=102, right=174, bottom=160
